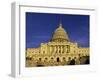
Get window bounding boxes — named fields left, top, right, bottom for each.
left=45, top=57, right=48, bottom=60
left=39, top=58, right=42, bottom=61
left=63, top=57, right=66, bottom=61
left=68, top=57, right=71, bottom=60
left=43, top=51, right=45, bottom=54
left=51, top=57, right=53, bottom=59
left=57, top=57, right=60, bottom=62
left=63, top=57, right=65, bottom=60
left=74, top=57, right=76, bottom=59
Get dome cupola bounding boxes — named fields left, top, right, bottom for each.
left=51, top=22, right=69, bottom=42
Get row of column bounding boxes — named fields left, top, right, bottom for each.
left=49, top=45, right=70, bottom=53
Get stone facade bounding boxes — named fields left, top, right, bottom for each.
left=26, top=22, right=89, bottom=67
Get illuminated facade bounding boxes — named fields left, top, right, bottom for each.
left=26, top=22, right=89, bottom=67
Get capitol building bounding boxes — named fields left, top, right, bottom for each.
left=26, top=22, right=89, bottom=67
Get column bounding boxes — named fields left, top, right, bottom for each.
left=62, top=45, right=64, bottom=53
left=49, top=45, right=52, bottom=53
left=56, top=45, right=57, bottom=53
left=64, top=45, right=66, bottom=53
left=60, top=45, right=62, bottom=53
left=58, top=46, right=60, bottom=53
left=51, top=45, right=53, bottom=54
left=65, top=45, right=67, bottom=53
left=66, top=45, right=68, bottom=53
left=54, top=45, right=56, bottom=53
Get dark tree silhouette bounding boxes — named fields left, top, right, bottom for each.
left=69, top=59, right=75, bottom=65
left=84, top=56, right=90, bottom=64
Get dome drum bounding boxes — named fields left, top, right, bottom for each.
left=51, top=23, right=69, bottom=42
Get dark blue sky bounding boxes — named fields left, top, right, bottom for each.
left=26, top=12, right=89, bottom=48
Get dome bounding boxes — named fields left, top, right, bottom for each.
left=51, top=22, right=69, bottom=42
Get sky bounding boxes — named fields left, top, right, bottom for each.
left=26, top=12, right=89, bottom=48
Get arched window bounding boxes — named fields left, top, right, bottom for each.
left=45, top=57, right=48, bottom=60
left=43, top=51, right=45, bottom=54
left=51, top=57, right=53, bottom=60
left=74, top=57, right=76, bottom=60
left=59, top=50, right=61, bottom=53
left=39, top=58, right=42, bottom=61
left=63, top=57, right=66, bottom=60
left=57, top=57, right=60, bottom=62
